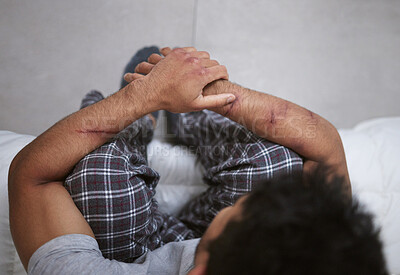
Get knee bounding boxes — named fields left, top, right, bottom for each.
left=226, top=139, right=303, bottom=181
left=64, top=145, right=136, bottom=207
left=248, top=140, right=303, bottom=178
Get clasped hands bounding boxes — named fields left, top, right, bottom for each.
left=124, top=47, right=235, bottom=113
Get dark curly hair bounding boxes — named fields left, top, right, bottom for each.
left=206, top=170, right=388, bottom=275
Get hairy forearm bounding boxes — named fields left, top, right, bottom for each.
left=205, top=80, right=350, bottom=184
left=206, top=81, right=337, bottom=161
left=8, top=82, right=155, bottom=268
left=9, top=80, right=154, bottom=184
left=8, top=48, right=237, bottom=269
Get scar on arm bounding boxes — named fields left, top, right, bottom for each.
left=75, top=117, right=122, bottom=136
left=269, top=110, right=276, bottom=125
left=268, top=101, right=289, bottom=126
left=307, top=110, right=320, bottom=126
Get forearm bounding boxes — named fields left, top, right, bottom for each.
left=129, top=47, right=343, bottom=165
left=9, top=80, right=153, bottom=184
left=8, top=83, right=153, bottom=268
left=130, top=50, right=350, bottom=191
left=8, top=48, right=235, bottom=269
left=206, top=81, right=336, bottom=160
left=205, top=80, right=350, bottom=185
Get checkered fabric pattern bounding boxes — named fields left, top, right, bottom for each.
left=64, top=93, right=303, bottom=262
left=64, top=112, right=195, bottom=262
left=173, top=110, right=304, bottom=236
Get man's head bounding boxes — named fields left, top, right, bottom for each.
left=190, top=170, right=388, bottom=275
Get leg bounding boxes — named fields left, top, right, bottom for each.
left=175, top=110, right=303, bottom=236
left=65, top=49, right=195, bottom=261
left=65, top=92, right=160, bottom=261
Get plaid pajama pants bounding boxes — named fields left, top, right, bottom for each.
left=64, top=95, right=303, bottom=263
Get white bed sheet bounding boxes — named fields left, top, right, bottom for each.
left=339, top=117, right=400, bottom=273
left=0, top=132, right=34, bottom=275
left=0, top=116, right=399, bottom=274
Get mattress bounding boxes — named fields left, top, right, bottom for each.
left=0, top=116, right=399, bottom=274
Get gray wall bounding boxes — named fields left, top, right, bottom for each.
left=1, top=0, right=399, bottom=135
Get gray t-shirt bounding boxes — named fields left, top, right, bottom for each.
left=28, top=234, right=200, bottom=275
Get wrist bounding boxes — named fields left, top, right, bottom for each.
left=204, top=80, right=243, bottom=118
left=125, top=78, right=161, bottom=114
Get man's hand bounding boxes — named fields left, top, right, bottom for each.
left=127, top=48, right=351, bottom=194
left=8, top=46, right=235, bottom=269
left=125, top=47, right=235, bottom=112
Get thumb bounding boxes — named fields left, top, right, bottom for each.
left=194, top=93, right=236, bottom=110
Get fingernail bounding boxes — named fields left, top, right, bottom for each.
left=124, top=73, right=130, bottom=80
left=226, top=96, right=235, bottom=104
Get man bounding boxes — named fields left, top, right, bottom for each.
left=8, top=47, right=387, bottom=274
left=63, top=46, right=304, bottom=263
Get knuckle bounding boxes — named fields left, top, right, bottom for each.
left=172, top=48, right=189, bottom=60
left=187, top=57, right=200, bottom=64
left=187, top=47, right=197, bottom=52
left=202, top=51, right=210, bottom=59
left=198, top=68, right=207, bottom=76
left=220, top=65, right=228, bottom=74
left=211, top=59, right=219, bottom=66
left=172, top=48, right=183, bottom=55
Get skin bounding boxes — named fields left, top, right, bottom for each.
left=129, top=47, right=351, bottom=274
left=8, top=46, right=351, bottom=274
left=187, top=195, right=249, bottom=275
left=130, top=47, right=350, bottom=188
left=8, top=47, right=235, bottom=270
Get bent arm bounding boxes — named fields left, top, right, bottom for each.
left=8, top=82, right=154, bottom=269
left=204, top=80, right=351, bottom=193
left=130, top=48, right=350, bottom=192
left=8, top=48, right=233, bottom=269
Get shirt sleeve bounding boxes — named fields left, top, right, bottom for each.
left=28, top=234, right=199, bottom=275
left=27, top=234, right=147, bottom=275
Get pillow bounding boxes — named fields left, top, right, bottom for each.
left=339, top=117, right=400, bottom=273
left=0, top=131, right=35, bottom=275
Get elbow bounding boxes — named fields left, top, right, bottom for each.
left=8, top=153, right=23, bottom=187
left=8, top=152, right=24, bottom=193
left=9, top=152, right=21, bottom=184
left=8, top=149, right=36, bottom=192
